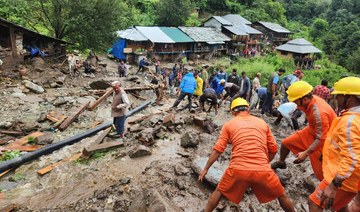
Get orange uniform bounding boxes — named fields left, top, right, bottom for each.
left=214, top=112, right=284, bottom=203
left=309, top=106, right=360, bottom=210
left=282, top=95, right=336, bottom=180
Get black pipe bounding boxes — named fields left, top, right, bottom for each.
left=0, top=100, right=152, bottom=173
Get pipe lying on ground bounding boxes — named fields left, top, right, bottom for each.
left=0, top=100, right=152, bottom=173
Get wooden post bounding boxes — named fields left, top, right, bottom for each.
left=88, top=88, right=114, bottom=111
left=9, top=27, right=18, bottom=58
left=58, top=101, right=90, bottom=131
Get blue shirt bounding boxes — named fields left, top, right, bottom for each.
left=257, top=87, right=267, bottom=100
left=217, top=71, right=227, bottom=81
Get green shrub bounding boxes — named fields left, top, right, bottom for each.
left=0, top=150, right=21, bottom=161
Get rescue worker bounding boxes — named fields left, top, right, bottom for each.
left=199, top=98, right=295, bottom=212
left=271, top=81, right=337, bottom=181
left=199, top=88, right=218, bottom=114
left=348, top=191, right=360, bottom=212
left=308, top=77, right=360, bottom=211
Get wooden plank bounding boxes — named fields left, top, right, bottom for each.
left=7, top=131, right=44, bottom=147
left=82, top=141, right=124, bottom=159
left=129, top=92, right=147, bottom=100
left=0, top=145, right=42, bottom=152
left=9, top=27, right=17, bottom=57
left=0, top=169, right=12, bottom=178
left=94, top=127, right=112, bottom=145
left=88, top=88, right=113, bottom=111
left=123, top=86, right=154, bottom=91
left=53, top=116, right=66, bottom=128
left=37, top=153, right=82, bottom=176
left=0, top=130, right=23, bottom=136
left=58, top=101, right=90, bottom=131
left=91, top=121, right=104, bottom=128
left=46, top=111, right=66, bottom=123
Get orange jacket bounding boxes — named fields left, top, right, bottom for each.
left=213, top=112, right=277, bottom=171
left=322, top=106, right=360, bottom=192
left=298, top=95, right=337, bottom=152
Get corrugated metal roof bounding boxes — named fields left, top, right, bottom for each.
left=158, top=27, right=193, bottom=43
left=136, top=26, right=175, bottom=43
left=222, top=14, right=251, bottom=25
left=178, top=27, right=231, bottom=43
left=276, top=38, right=322, bottom=54
left=257, top=21, right=291, bottom=33
left=224, top=24, right=262, bottom=36
left=116, top=27, right=147, bottom=41
left=223, top=26, right=247, bottom=36
left=212, top=16, right=233, bottom=26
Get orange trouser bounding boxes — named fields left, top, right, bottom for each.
left=217, top=168, right=284, bottom=204
left=282, top=130, right=324, bottom=180
left=309, top=180, right=356, bottom=210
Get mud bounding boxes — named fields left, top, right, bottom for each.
left=0, top=57, right=316, bottom=211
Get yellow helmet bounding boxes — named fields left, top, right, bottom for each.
left=331, top=77, right=360, bottom=95
left=286, top=81, right=313, bottom=102
left=231, top=98, right=249, bottom=110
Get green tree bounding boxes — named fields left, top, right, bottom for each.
left=309, top=18, right=329, bottom=41
left=345, top=47, right=360, bottom=73
left=155, top=0, right=192, bottom=26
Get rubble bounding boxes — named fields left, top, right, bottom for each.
left=180, top=131, right=199, bottom=148
left=22, top=80, right=44, bottom=94
left=128, top=145, right=152, bottom=158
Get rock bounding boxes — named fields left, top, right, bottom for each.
left=89, top=80, right=111, bottom=90
left=128, top=145, right=152, bottom=158
left=129, top=124, right=144, bottom=133
left=119, top=177, right=131, bottom=185
left=0, top=181, right=18, bottom=191
left=137, top=128, right=158, bottom=146
left=22, top=80, right=45, bottom=94
left=199, top=133, right=215, bottom=143
left=50, top=82, right=61, bottom=88
left=191, top=156, right=225, bottom=186
left=0, top=121, right=13, bottom=128
left=175, top=125, right=182, bottom=132
left=163, top=114, right=175, bottom=127
left=77, top=96, right=96, bottom=105
left=31, top=57, right=46, bottom=72
left=175, top=179, right=186, bottom=190
left=52, top=96, right=68, bottom=106
left=37, top=113, right=47, bottom=123
left=304, top=174, right=320, bottom=192
left=56, top=76, right=66, bottom=84
left=193, top=116, right=217, bottom=133
left=11, top=92, right=26, bottom=98
left=149, top=116, right=161, bottom=126
left=128, top=191, right=146, bottom=212
left=174, top=164, right=190, bottom=176
left=35, top=133, right=54, bottom=145
left=180, top=132, right=199, bottom=148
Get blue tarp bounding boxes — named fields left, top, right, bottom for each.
left=111, top=39, right=126, bottom=60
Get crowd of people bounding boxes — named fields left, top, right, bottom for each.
left=110, top=56, right=359, bottom=211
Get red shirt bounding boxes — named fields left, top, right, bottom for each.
left=213, top=112, right=278, bottom=171
left=313, top=85, right=331, bottom=100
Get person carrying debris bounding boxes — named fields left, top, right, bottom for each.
left=151, top=74, right=165, bottom=105
left=221, top=82, right=240, bottom=104
left=199, top=98, right=295, bottom=212
left=199, top=88, right=218, bottom=114
left=281, top=70, right=304, bottom=103
left=137, top=57, right=148, bottom=74
left=262, top=68, right=286, bottom=116
left=171, top=70, right=196, bottom=111
left=273, top=102, right=302, bottom=130
left=308, top=77, right=360, bottom=211
left=111, top=81, right=130, bottom=138
left=271, top=81, right=337, bottom=181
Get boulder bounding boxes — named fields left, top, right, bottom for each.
left=35, top=133, right=54, bottom=145
left=191, top=156, right=225, bottom=186
left=22, top=80, right=44, bottom=94
left=163, top=114, right=175, bottom=127
left=180, top=132, right=199, bottom=148
left=174, top=164, right=190, bottom=176
left=52, top=96, right=68, bottom=106
left=137, top=128, right=155, bottom=146
left=89, top=80, right=111, bottom=90
left=31, top=57, right=46, bottom=72
left=129, top=145, right=152, bottom=158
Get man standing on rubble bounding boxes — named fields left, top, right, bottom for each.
left=171, top=70, right=196, bottom=111
left=262, top=68, right=286, bottom=116
left=199, top=98, right=294, bottom=212
left=308, top=77, right=360, bottom=211
left=271, top=81, right=336, bottom=181
left=111, top=81, right=130, bottom=138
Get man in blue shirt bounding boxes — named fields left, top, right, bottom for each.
left=261, top=68, right=286, bottom=116
left=171, top=70, right=197, bottom=111
left=216, top=65, right=227, bottom=81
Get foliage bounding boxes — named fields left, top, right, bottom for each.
left=155, top=0, right=192, bottom=26
left=345, top=47, right=360, bottom=74
left=0, top=150, right=21, bottom=161
left=27, top=136, right=35, bottom=144
left=12, top=173, right=26, bottom=181
left=185, top=13, right=202, bottom=27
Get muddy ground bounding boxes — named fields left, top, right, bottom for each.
left=0, top=57, right=318, bottom=211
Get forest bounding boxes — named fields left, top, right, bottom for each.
left=0, top=0, right=359, bottom=73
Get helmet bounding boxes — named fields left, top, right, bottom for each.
left=286, top=81, right=313, bottom=102
left=331, top=77, right=360, bottom=95
left=293, top=70, right=303, bottom=76
left=231, top=98, right=249, bottom=110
